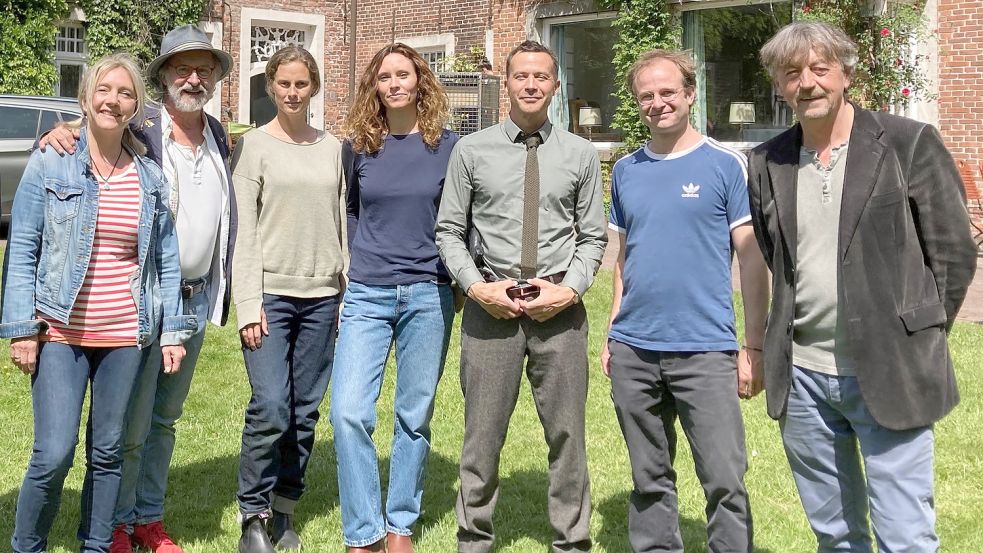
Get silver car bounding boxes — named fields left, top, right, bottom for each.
left=0, top=95, right=83, bottom=222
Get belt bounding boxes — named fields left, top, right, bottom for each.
left=484, top=271, right=566, bottom=284
left=181, top=277, right=207, bottom=299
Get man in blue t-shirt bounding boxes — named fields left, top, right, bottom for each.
left=600, top=49, right=769, bottom=553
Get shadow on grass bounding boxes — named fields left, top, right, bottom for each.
left=596, top=493, right=778, bottom=553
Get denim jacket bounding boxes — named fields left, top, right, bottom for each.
left=0, top=130, right=197, bottom=347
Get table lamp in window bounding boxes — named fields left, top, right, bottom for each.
left=578, top=106, right=602, bottom=141
left=729, top=102, right=756, bottom=142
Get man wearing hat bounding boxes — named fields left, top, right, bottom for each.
left=40, top=23, right=244, bottom=553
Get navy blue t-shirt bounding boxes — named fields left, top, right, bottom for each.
left=345, top=130, right=459, bottom=285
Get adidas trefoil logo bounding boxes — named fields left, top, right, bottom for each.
left=681, top=183, right=701, bottom=198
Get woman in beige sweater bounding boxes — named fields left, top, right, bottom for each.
left=229, top=46, right=346, bottom=553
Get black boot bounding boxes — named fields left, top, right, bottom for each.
left=270, top=510, right=302, bottom=551
left=239, top=514, right=276, bottom=553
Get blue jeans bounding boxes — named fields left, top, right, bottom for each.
left=781, top=366, right=938, bottom=553
left=237, top=293, right=339, bottom=515
left=12, top=342, right=146, bottom=553
left=330, top=281, right=454, bottom=547
left=115, top=284, right=210, bottom=529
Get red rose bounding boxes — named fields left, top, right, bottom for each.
left=802, top=4, right=811, bottom=12
left=880, top=28, right=891, bottom=37
left=902, top=87, right=911, bottom=97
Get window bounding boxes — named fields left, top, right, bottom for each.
left=682, top=2, right=794, bottom=143
left=396, top=34, right=455, bottom=73
left=419, top=49, right=447, bottom=72
left=54, top=24, right=87, bottom=98
left=0, top=107, right=41, bottom=140
left=544, top=14, right=621, bottom=141
left=238, top=9, right=325, bottom=129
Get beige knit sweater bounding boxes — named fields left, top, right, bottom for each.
left=230, top=128, right=347, bottom=329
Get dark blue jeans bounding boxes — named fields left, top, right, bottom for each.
left=12, top=342, right=146, bottom=553
left=237, top=293, right=339, bottom=515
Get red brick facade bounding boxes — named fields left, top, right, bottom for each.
left=938, top=0, right=983, bottom=163
left=208, top=0, right=980, bottom=161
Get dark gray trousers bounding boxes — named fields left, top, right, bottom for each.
left=456, top=300, right=592, bottom=553
left=608, top=340, right=752, bottom=553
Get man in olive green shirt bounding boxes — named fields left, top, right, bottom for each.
left=435, top=40, right=607, bottom=553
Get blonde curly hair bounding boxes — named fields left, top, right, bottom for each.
left=345, top=43, right=449, bottom=154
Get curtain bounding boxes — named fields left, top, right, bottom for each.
left=549, top=25, right=570, bottom=131
left=683, top=12, right=707, bottom=135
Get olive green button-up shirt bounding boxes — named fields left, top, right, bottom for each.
left=435, top=117, right=608, bottom=297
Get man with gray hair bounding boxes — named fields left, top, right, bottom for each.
left=748, top=21, right=976, bottom=552
left=41, top=24, right=242, bottom=553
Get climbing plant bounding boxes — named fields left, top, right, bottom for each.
left=0, top=0, right=207, bottom=96
left=799, top=0, right=933, bottom=110
left=79, top=0, right=208, bottom=66
left=0, top=0, right=69, bottom=95
left=596, top=0, right=680, bottom=150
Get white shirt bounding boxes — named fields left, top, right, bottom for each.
left=161, top=108, right=227, bottom=280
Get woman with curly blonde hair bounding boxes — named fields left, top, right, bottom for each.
left=330, top=43, right=457, bottom=553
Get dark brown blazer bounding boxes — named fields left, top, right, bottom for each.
left=747, top=107, right=977, bottom=430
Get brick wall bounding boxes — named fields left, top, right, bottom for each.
left=938, top=0, right=983, bottom=163
left=208, top=0, right=350, bottom=135
left=209, top=0, right=560, bottom=135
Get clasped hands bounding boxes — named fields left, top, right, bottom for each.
left=468, top=279, right=576, bottom=322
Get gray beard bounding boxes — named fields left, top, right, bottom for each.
left=167, top=82, right=213, bottom=112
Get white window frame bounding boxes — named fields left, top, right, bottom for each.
left=238, top=8, right=325, bottom=128
left=539, top=12, right=621, bottom=157
left=396, top=33, right=456, bottom=71
left=54, top=22, right=87, bottom=98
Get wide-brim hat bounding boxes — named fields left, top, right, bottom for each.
left=147, top=24, right=233, bottom=83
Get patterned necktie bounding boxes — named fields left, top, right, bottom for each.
left=520, top=133, right=542, bottom=279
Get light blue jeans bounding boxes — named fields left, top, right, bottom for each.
left=12, top=342, right=147, bottom=553
left=781, top=366, right=938, bottom=553
left=114, top=284, right=210, bottom=530
left=330, top=280, right=454, bottom=547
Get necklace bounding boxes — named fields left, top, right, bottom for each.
left=92, top=146, right=124, bottom=190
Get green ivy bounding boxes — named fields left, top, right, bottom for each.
left=597, top=0, right=680, bottom=150
left=800, top=0, right=933, bottom=110
left=0, top=0, right=207, bottom=96
left=0, top=1, right=69, bottom=95
left=80, top=0, right=208, bottom=67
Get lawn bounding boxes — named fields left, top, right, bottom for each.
left=0, top=269, right=981, bottom=552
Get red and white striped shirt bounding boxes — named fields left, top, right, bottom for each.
left=42, top=164, right=141, bottom=346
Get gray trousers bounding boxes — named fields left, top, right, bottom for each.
left=456, top=300, right=592, bottom=553
left=608, top=340, right=752, bottom=553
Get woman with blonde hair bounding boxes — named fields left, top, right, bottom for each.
left=230, top=45, right=346, bottom=553
left=330, top=42, right=458, bottom=553
left=0, top=53, right=193, bottom=553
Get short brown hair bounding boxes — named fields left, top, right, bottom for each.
left=505, top=40, right=558, bottom=78
left=626, top=49, right=697, bottom=95
left=264, top=46, right=321, bottom=98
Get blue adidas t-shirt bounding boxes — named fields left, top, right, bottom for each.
left=608, top=137, right=751, bottom=352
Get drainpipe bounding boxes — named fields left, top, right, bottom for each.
left=349, top=0, right=357, bottom=104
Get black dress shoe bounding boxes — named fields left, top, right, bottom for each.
left=239, top=515, right=276, bottom=553
left=270, top=511, right=302, bottom=551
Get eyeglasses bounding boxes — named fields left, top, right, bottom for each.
left=636, top=88, right=684, bottom=106
left=170, top=64, right=216, bottom=79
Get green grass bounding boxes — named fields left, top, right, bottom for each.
left=0, top=269, right=981, bottom=551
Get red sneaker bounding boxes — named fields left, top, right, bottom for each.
left=131, top=521, right=185, bottom=553
left=110, top=525, right=133, bottom=553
